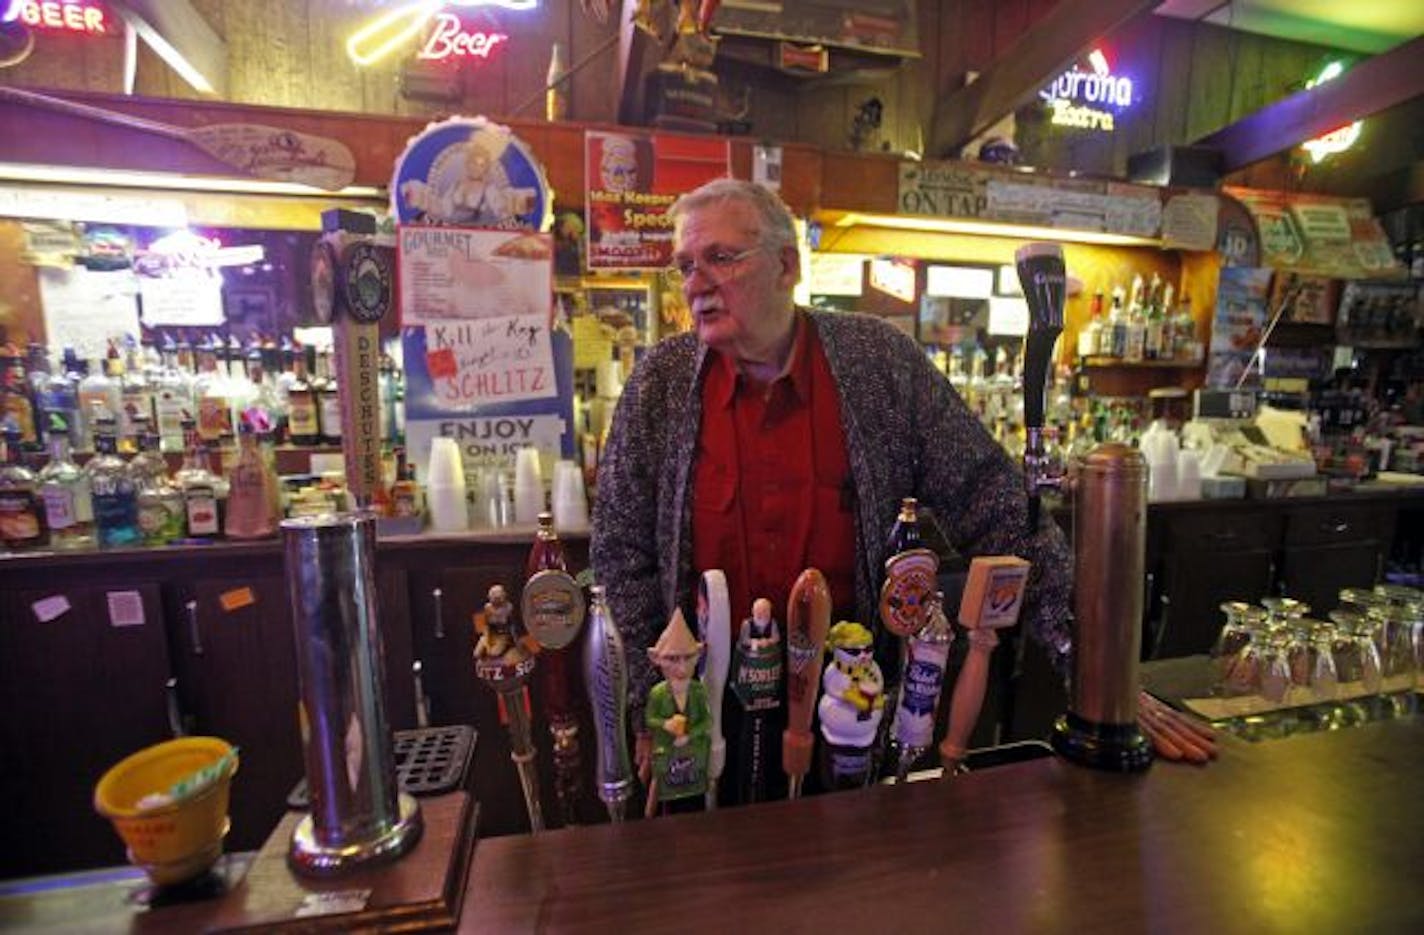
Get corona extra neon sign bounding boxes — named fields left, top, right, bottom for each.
left=347, top=0, right=532, bottom=66
left=1040, top=48, right=1134, bottom=132
left=1301, top=61, right=1361, bottom=163
left=2, top=0, right=106, bottom=34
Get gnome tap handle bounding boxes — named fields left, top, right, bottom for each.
left=1015, top=242, right=1066, bottom=533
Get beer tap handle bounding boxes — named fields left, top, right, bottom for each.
left=1014, top=242, right=1066, bottom=533
left=584, top=585, right=633, bottom=823
left=939, top=557, right=1030, bottom=774
left=699, top=571, right=732, bottom=810
left=782, top=569, right=831, bottom=799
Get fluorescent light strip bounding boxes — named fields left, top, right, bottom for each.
left=0, top=163, right=383, bottom=199
left=833, top=212, right=1162, bottom=248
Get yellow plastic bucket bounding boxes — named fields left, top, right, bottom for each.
left=93, top=736, right=238, bottom=885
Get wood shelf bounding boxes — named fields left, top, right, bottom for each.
left=1080, top=356, right=1202, bottom=369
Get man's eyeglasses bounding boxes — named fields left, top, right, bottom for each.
left=668, top=245, right=763, bottom=283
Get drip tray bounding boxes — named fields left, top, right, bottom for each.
left=287, top=725, right=476, bottom=810
left=890, top=740, right=1055, bottom=783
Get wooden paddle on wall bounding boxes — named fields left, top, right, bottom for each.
left=0, top=85, right=357, bottom=191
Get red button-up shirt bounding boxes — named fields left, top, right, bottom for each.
left=692, top=315, right=858, bottom=638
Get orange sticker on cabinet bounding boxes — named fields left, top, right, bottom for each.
left=220, top=587, right=256, bottom=612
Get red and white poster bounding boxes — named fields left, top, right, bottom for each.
left=585, top=130, right=730, bottom=270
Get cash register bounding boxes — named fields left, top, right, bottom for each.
left=1182, top=389, right=1318, bottom=483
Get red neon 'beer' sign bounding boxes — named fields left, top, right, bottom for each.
left=417, top=12, right=507, bottom=61
left=3, top=0, right=107, bottom=34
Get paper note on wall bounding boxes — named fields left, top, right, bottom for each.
left=38, top=267, right=140, bottom=361
left=420, top=314, right=557, bottom=408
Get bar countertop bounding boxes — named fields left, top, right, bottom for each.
left=462, top=717, right=1424, bottom=933
left=5, top=715, right=1420, bottom=933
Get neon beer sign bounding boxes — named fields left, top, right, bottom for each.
left=418, top=13, right=507, bottom=61
left=347, top=0, right=533, bottom=66
left=1040, top=48, right=1133, bottom=132
left=2, top=0, right=107, bottom=34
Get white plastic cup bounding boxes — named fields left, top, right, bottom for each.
left=552, top=459, right=588, bottom=531
left=427, top=438, right=469, bottom=532
left=513, top=447, right=545, bottom=525
left=1177, top=449, right=1203, bottom=500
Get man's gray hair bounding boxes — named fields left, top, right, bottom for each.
left=669, top=178, right=797, bottom=252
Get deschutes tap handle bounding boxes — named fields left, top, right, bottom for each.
left=1015, top=242, right=1066, bottom=430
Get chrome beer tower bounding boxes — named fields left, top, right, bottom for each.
left=1014, top=243, right=1151, bottom=773
left=285, top=212, right=422, bottom=873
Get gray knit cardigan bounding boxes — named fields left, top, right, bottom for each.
left=591, top=309, right=1073, bottom=723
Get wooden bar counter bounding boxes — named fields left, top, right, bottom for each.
left=4, top=715, right=1421, bottom=932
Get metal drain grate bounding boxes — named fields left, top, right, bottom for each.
left=287, top=725, right=477, bottom=809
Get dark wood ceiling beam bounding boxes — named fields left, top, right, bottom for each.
left=1195, top=34, right=1424, bottom=172
left=928, top=0, right=1160, bottom=157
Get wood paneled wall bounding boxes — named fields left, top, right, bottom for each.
left=0, top=1, right=1371, bottom=183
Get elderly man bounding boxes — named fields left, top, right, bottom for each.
left=592, top=178, right=1072, bottom=795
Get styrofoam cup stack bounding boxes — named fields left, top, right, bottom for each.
left=426, top=437, right=469, bottom=532
left=1177, top=449, right=1203, bottom=500
left=551, top=459, right=589, bottom=531
left=513, top=446, right=545, bottom=525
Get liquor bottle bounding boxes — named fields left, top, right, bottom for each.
left=78, top=354, right=120, bottom=453
left=1173, top=296, right=1197, bottom=362
left=887, top=496, right=923, bottom=554
left=118, top=337, right=155, bottom=446
left=1143, top=274, right=1164, bottom=361
left=0, top=423, right=45, bottom=550
left=175, top=419, right=223, bottom=541
left=132, top=429, right=183, bottom=546
left=287, top=347, right=321, bottom=446
left=192, top=337, right=233, bottom=446
left=317, top=349, right=343, bottom=447
left=283, top=344, right=320, bottom=446
left=526, top=509, right=568, bottom=577
left=1103, top=289, right=1126, bottom=359
left=238, top=342, right=280, bottom=435
left=0, top=343, right=38, bottom=447
left=85, top=418, right=141, bottom=548
left=37, top=417, right=94, bottom=550
left=1078, top=292, right=1104, bottom=360
left=225, top=422, right=279, bottom=539
left=153, top=334, right=194, bottom=454
left=1123, top=274, right=1146, bottom=363
left=37, top=347, right=81, bottom=450
left=1157, top=283, right=1176, bottom=361
left=388, top=448, right=424, bottom=520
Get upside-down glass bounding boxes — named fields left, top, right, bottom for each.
left=1255, top=627, right=1293, bottom=704
left=1328, top=609, right=1383, bottom=695
left=1372, top=584, right=1423, bottom=693
left=1211, top=602, right=1267, bottom=697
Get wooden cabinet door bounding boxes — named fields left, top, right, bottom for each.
left=168, top=575, right=304, bottom=854
left=1153, top=547, right=1276, bottom=659
left=0, top=581, right=172, bottom=877
left=1277, top=541, right=1384, bottom=616
left=405, top=549, right=550, bottom=836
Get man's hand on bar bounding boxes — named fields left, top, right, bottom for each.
left=1137, top=691, right=1219, bottom=764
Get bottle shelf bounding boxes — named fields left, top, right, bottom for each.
left=1080, top=357, right=1202, bottom=369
